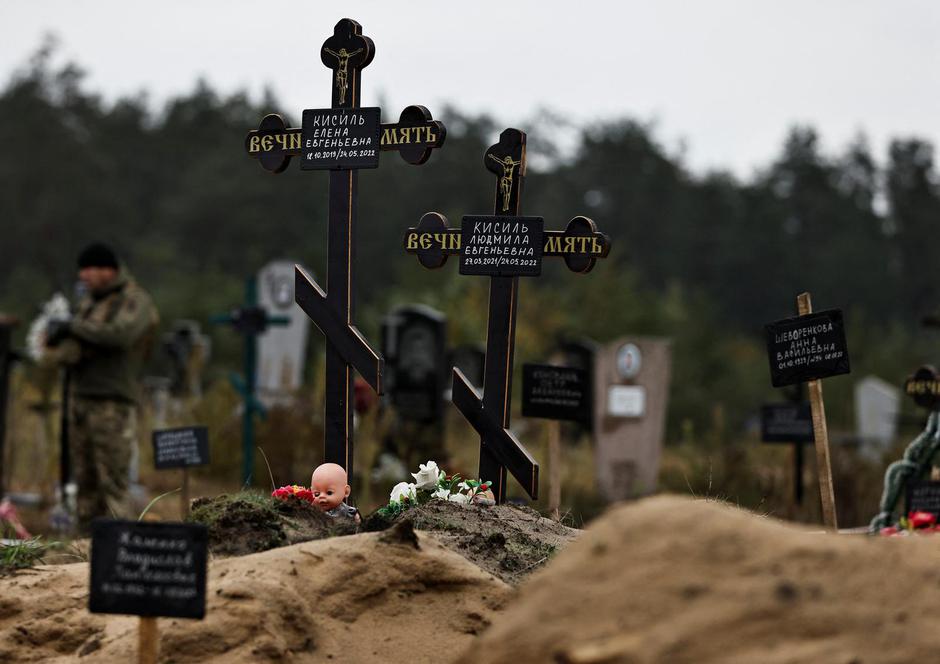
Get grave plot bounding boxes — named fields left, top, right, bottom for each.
left=404, top=128, right=611, bottom=503
left=245, top=18, right=446, bottom=488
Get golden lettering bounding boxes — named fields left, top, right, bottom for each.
left=289, top=132, right=301, bottom=150
left=382, top=127, right=397, bottom=146
left=427, top=128, right=437, bottom=143
left=406, top=233, right=419, bottom=250
left=591, top=237, right=603, bottom=254
left=260, top=135, right=274, bottom=151
left=544, top=235, right=562, bottom=253
left=419, top=234, right=431, bottom=250
left=248, top=135, right=261, bottom=153
left=564, top=237, right=576, bottom=253
left=448, top=233, right=461, bottom=250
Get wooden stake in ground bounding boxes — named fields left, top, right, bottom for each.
left=138, top=617, right=158, bottom=664
left=180, top=467, right=190, bottom=520
left=764, top=293, right=850, bottom=531
left=796, top=293, right=838, bottom=530
left=547, top=420, right=562, bottom=520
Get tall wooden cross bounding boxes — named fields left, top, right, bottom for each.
left=244, top=18, right=445, bottom=483
left=403, top=128, right=611, bottom=502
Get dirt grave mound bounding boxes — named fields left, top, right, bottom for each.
left=188, top=492, right=357, bottom=556
left=458, top=494, right=940, bottom=664
left=364, top=500, right=579, bottom=584
left=0, top=522, right=511, bottom=663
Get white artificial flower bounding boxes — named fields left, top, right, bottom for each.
left=26, top=293, right=71, bottom=361
left=431, top=487, right=451, bottom=501
left=447, top=492, right=471, bottom=505
left=457, top=481, right=471, bottom=491
left=411, top=460, right=442, bottom=491
left=389, top=482, right=417, bottom=504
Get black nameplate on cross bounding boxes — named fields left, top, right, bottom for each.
left=245, top=19, right=446, bottom=482
left=403, top=128, right=611, bottom=503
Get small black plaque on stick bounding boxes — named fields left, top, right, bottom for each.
left=300, top=107, right=381, bottom=170
left=459, top=216, right=543, bottom=277
left=765, top=309, right=850, bottom=387
left=89, top=520, right=208, bottom=619
left=152, top=426, right=209, bottom=469
left=907, top=480, right=940, bottom=518
left=760, top=403, right=814, bottom=443
left=522, top=364, right=590, bottom=424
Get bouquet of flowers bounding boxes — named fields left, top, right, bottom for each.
left=380, top=460, right=492, bottom=517
left=272, top=485, right=315, bottom=504
left=880, top=510, right=940, bottom=536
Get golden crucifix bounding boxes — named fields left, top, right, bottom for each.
left=324, top=47, right=363, bottom=104
left=487, top=154, right=522, bottom=212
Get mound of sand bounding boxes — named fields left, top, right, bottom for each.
left=364, top=501, right=579, bottom=584
left=459, top=495, right=940, bottom=664
left=0, top=522, right=511, bottom=663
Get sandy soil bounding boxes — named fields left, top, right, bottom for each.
left=364, top=501, right=580, bottom=584
left=458, top=495, right=940, bottom=664
left=0, top=522, right=511, bottom=663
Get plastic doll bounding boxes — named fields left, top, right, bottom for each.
left=311, top=462, right=360, bottom=523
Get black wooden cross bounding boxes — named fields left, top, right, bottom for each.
left=244, top=18, right=445, bottom=482
left=403, top=128, right=611, bottom=503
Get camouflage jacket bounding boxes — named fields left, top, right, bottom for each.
left=49, top=270, right=159, bottom=404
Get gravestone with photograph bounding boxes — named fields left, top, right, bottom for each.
left=382, top=305, right=447, bottom=424
left=256, top=260, right=311, bottom=407
left=593, top=337, right=671, bottom=502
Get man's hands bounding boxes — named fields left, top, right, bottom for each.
left=44, top=318, right=72, bottom=347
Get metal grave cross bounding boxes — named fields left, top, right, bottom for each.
left=244, top=18, right=446, bottom=481
left=210, top=277, right=289, bottom=485
left=403, top=128, right=611, bottom=502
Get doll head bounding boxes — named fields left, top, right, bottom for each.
left=310, top=463, right=351, bottom=511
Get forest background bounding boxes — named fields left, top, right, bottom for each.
left=2, top=47, right=939, bottom=525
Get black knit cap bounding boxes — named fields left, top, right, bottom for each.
left=77, top=243, right=119, bottom=269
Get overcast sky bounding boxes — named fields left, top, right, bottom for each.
left=3, top=1, right=938, bottom=177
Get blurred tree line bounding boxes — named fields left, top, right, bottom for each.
left=2, top=44, right=940, bottom=444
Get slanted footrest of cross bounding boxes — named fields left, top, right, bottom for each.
left=294, top=266, right=383, bottom=394
left=451, top=369, right=540, bottom=499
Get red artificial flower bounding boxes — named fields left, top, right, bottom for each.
left=879, top=526, right=900, bottom=536
left=908, top=511, right=936, bottom=529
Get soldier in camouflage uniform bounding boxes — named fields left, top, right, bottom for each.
left=42, top=244, right=158, bottom=530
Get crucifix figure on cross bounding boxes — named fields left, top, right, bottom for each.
left=403, top=128, right=611, bottom=503
left=244, top=18, right=446, bottom=489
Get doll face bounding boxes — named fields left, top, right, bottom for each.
left=310, top=463, right=350, bottom=511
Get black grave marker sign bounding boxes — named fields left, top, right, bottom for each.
left=89, top=520, right=208, bottom=619
left=760, top=403, right=815, bottom=443
left=765, top=309, right=850, bottom=388
left=904, top=365, right=940, bottom=410
left=300, top=107, right=381, bottom=170
left=906, top=480, right=940, bottom=519
left=152, top=426, right=210, bottom=469
left=459, top=216, right=543, bottom=277
left=522, top=363, right=590, bottom=423
left=245, top=18, right=446, bottom=482
left=403, top=128, right=611, bottom=503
